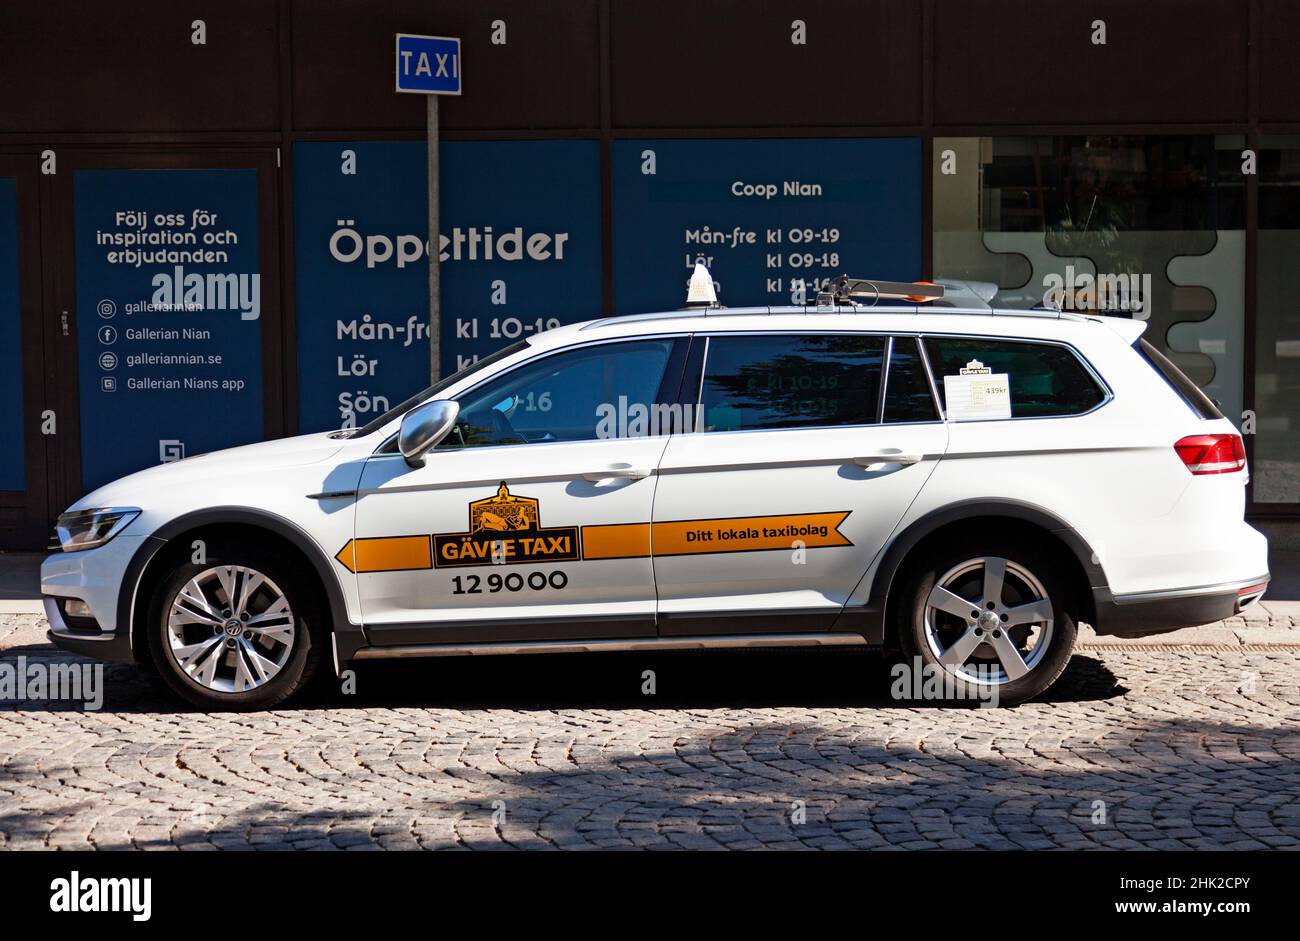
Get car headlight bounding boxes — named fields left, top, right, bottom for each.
left=55, top=507, right=140, bottom=552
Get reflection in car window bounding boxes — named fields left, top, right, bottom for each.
left=926, top=337, right=1105, bottom=418
left=347, top=339, right=530, bottom=439
left=884, top=337, right=939, bottom=423
left=444, top=339, right=677, bottom=449
left=699, top=334, right=884, bottom=432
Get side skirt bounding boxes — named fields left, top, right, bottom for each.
left=351, top=632, right=872, bottom=661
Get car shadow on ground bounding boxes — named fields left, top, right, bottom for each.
left=9, top=644, right=1298, bottom=851
left=1, top=707, right=1294, bottom=851
left=0, top=642, right=1126, bottom=713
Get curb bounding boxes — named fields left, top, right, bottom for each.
left=0, top=601, right=42, bottom=615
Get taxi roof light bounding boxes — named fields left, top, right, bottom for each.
left=685, top=262, right=720, bottom=308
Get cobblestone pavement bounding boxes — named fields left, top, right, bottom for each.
left=1, top=614, right=1298, bottom=851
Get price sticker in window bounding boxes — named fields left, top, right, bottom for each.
left=944, top=362, right=1012, bottom=421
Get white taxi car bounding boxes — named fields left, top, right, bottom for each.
left=42, top=272, right=1270, bottom=709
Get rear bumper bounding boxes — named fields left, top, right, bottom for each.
left=1091, top=575, right=1270, bottom=638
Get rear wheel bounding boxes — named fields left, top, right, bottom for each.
left=148, top=543, right=323, bottom=710
left=895, top=538, right=1079, bottom=706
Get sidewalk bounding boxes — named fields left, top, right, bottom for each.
left=0, top=552, right=41, bottom=611
left=5, top=549, right=1299, bottom=644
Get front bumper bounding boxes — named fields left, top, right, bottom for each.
left=41, top=533, right=153, bottom=663
left=1091, top=575, right=1270, bottom=638
left=45, top=596, right=135, bottom=662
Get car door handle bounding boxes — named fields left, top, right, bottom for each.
left=854, top=450, right=923, bottom=467
left=582, top=464, right=652, bottom=482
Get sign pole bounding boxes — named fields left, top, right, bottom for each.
left=395, top=32, right=460, bottom=383
left=427, top=93, right=441, bottom=383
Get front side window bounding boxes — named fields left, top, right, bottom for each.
left=926, top=337, right=1105, bottom=418
left=352, top=340, right=530, bottom=439
left=446, top=338, right=679, bottom=448
left=699, top=334, right=884, bottom=432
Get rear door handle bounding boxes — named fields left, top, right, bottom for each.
left=854, top=450, right=923, bottom=467
left=582, top=464, right=652, bottom=482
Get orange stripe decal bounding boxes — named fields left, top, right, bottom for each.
left=651, top=512, right=851, bottom=557
left=581, top=522, right=653, bottom=560
left=337, top=512, right=852, bottom=573
left=334, top=540, right=357, bottom=573
left=349, top=535, right=433, bottom=573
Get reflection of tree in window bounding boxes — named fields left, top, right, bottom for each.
left=448, top=339, right=674, bottom=448
left=701, top=335, right=883, bottom=432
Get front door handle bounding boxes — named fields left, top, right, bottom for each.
left=854, top=450, right=923, bottom=467
left=582, top=464, right=652, bottom=483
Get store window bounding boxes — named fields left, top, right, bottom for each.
left=932, top=135, right=1246, bottom=427
left=1255, top=137, right=1300, bottom=504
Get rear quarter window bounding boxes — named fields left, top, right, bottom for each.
left=925, top=337, right=1107, bottom=418
left=1137, top=338, right=1224, bottom=420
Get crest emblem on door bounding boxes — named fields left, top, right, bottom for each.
left=469, top=481, right=539, bottom=533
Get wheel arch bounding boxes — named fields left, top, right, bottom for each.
left=119, top=508, right=356, bottom=664
left=863, top=499, right=1107, bottom=647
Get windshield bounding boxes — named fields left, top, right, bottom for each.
left=333, top=340, right=531, bottom=438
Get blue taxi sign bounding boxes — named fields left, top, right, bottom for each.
left=395, top=34, right=462, bottom=95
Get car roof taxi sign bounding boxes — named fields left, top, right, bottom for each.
left=686, top=262, right=719, bottom=308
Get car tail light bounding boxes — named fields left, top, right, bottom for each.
left=1174, top=434, right=1247, bottom=475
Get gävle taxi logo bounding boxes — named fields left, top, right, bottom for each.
left=333, top=480, right=580, bottom=573
left=434, top=481, right=580, bottom=567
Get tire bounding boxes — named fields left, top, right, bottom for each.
left=147, top=541, right=325, bottom=710
left=894, top=537, right=1079, bottom=707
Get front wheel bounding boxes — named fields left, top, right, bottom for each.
left=148, top=543, right=324, bottom=710
left=895, top=539, right=1079, bottom=706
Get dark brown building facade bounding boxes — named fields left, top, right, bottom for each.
left=1, top=0, right=1297, bottom=548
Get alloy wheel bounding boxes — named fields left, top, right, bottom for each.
left=166, top=565, right=296, bottom=694
left=922, top=556, right=1054, bottom=685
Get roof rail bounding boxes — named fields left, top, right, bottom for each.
left=577, top=272, right=1100, bottom=331
left=578, top=302, right=1097, bottom=331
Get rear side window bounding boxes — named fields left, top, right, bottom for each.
left=926, top=337, right=1106, bottom=418
left=699, top=334, right=884, bottom=432
left=1138, top=338, right=1224, bottom=420
left=883, top=337, right=939, bottom=423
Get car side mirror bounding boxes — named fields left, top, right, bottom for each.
left=398, top=399, right=460, bottom=468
